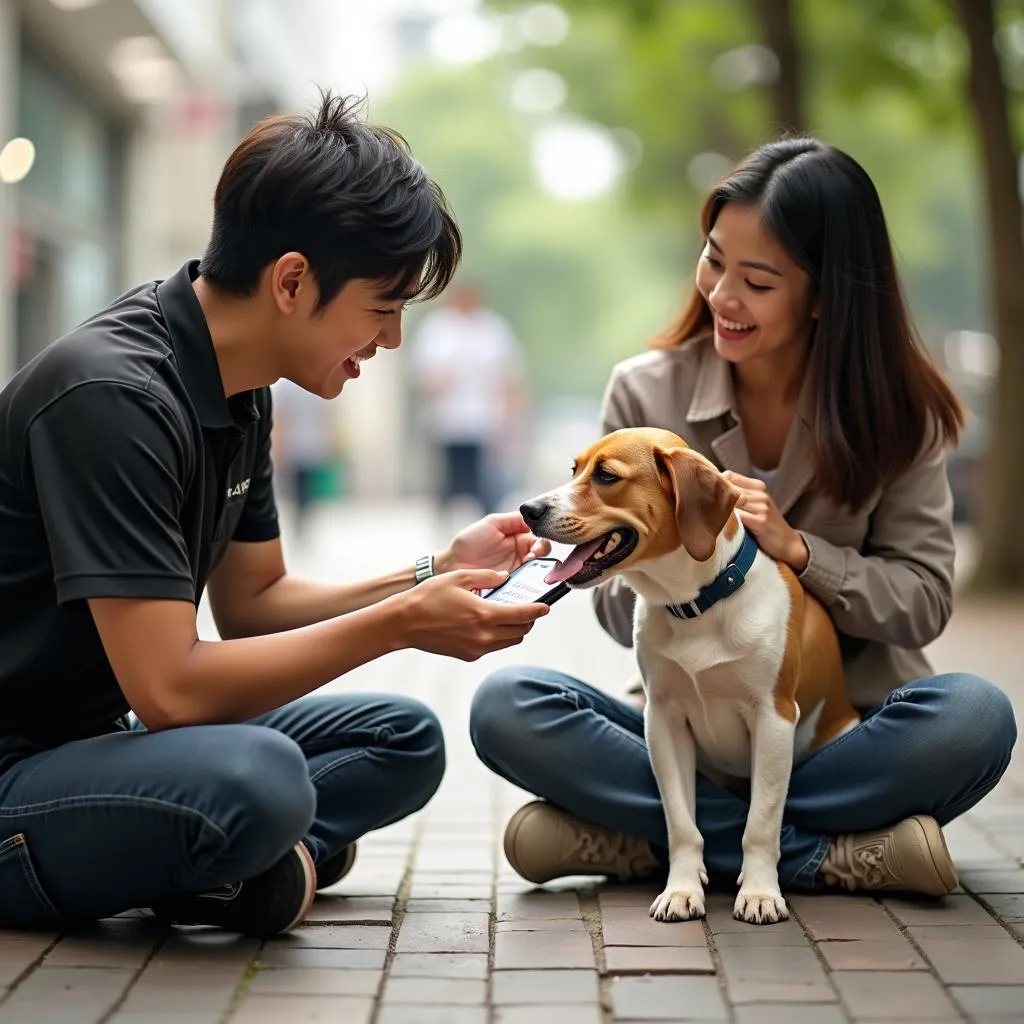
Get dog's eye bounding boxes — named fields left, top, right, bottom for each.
left=593, top=467, right=620, bottom=485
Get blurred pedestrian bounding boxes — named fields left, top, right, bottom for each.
left=470, top=138, right=1017, bottom=903
left=408, top=279, right=527, bottom=518
left=271, top=375, right=339, bottom=539
left=0, top=91, right=551, bottom=938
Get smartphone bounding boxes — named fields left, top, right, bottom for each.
left=481, top=557, right=570, bottom=606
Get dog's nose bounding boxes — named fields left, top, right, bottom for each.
left=520, top=499, right=550, bottom=526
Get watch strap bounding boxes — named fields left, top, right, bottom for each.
left=414, top=553, right=435, bottom=585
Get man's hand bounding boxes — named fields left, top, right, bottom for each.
left=396, top=568, right=549, bottom=661
left=436, top=512, right=551, bottom=574
left=721, top=472, right=809, bottom=573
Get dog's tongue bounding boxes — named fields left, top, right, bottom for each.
left=544, top=537, right=606, bottom=584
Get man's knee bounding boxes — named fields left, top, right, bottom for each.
left=207, top=727, right=316, bottom=872
left=390, top=696, right=446, bottom=806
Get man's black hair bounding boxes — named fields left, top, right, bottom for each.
left=198, top=88, right=462, bottom=310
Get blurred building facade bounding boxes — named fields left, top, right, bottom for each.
left=0, top=0, right=328, bottom=383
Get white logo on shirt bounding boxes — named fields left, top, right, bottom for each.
left=226, top=478, right=251, bottom=500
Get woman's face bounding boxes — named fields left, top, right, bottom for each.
left=695, top=202, right=817, bottom=368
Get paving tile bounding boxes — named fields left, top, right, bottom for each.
left=610, top=975, right=729, bottom=1020
left=831, top=970, right=962, bottom=1020
left=950, top=985, right=1024, bottom=1018
left=493, top=1009, right=602, bottom=1024
left=0, top=966, right=135, bottom=1022
left=882, top=893, right=996, bottom=927
left=269, top=925, right=392, bottom=949
left=376, top=1008, right=487, bottom=1024
left=976, top=893, right=1024, bottom=921
left=259, top=946, right=387, bottom=969
left=409, top=883, right=492, bottom=900
left=394, top=913, right=489, bottom=954
left=495, top=917, right=587, bottom=932
left=789, top=894, right=901, bottom=940
left=817, top=938, right=928, bottom=971
left=960, top=869, right=1024, bottom=894
left=247, top=967, right=382, bottom=996
left=717, top=945, right=834, bottom=1003
left=908, top=924, right=1024, bottom=984
left=388, top=953, right=488, bottom=980
left=0, top=932, right=56, bottom=987
left=604, top=945, right=714, bottom=974
left=305, top=895, right=395, bottom=923
left=491, top=968, right=599, bottom=1004
left=493, top=930, right=596, bottom=970
left=230, top=994, right=374, bottom=1022
left=497, top=892, right=581, bottom=920
left=733, top=1006, right=847, bottom=1024
left=712, top=926, right=812, bottom=946
left=382, top=977, right=487, bottom=1004
left=600, top=908, right=707, bottom=947
left=43, top=922, right=165, bottom=970
left=404, top=899, right=491, bottom=914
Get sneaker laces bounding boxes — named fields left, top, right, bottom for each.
left=567, top=823, right=656, bottom=879
left=821, top=832, right=889, bottom=890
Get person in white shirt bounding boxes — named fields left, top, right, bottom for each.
left=408, top=281, right=526, bottom=515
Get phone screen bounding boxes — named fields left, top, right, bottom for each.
left=482, top=558, right=570, bottom=606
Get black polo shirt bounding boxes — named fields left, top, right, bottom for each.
left=0, top=260, right=279, bottom=760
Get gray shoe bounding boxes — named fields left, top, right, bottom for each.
left=504, top=801, right=660, bottom=885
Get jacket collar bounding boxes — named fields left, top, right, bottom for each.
left=685, top=337, right=816, bottom=516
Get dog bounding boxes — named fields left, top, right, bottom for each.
left=519, top=427, right=860, bottom=925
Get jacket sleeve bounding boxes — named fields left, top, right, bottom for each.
left=797, top=429, right=956, bottom=648
left=591, top=365, right=642, bottom=648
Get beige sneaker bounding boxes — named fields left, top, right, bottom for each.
left=503, top=801, right=661, bottom=885
left=819, top=815, right=958, bottom=896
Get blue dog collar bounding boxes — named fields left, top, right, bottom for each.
left=665, top=530, right=760, bottom=621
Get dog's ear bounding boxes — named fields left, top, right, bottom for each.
left=656, top=448, right=740, bottom=562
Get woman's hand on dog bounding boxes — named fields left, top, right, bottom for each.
left=397, top=569, right=549, bottom=661
left=436, top=512, right=551, bottom=575
left=721, top=472, right=810, bottom=573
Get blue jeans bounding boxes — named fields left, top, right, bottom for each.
left=470, top=668, right=1016, bottom=890
left=0, top=693, right=445, bottom=930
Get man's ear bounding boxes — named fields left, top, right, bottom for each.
left=656, top=448, right=740, bottom=562
left=270, top=252, right=309, bottom=312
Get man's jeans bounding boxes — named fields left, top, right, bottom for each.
left=470, top=668, right=1017, bottom=890
left=0, top=693, right=445, bottom=930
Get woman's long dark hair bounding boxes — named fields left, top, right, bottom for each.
left=655, top=138, right=963, bottom=511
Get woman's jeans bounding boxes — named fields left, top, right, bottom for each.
left=0, top=693, right=445, bottom=930
left=470, top=668, right=1017, bottom=890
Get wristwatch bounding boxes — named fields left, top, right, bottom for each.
left=414, top=554, right=435, bottom=585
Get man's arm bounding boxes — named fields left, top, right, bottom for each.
left=208, top=536, right=455, bottom=639
left=90, top=566, right=544, bottom=731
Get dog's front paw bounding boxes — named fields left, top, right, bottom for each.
left=650, top=885, right=706, bottom=922
left=734, top=888, right=789, bottom=925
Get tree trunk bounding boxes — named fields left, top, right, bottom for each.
left=752, top=0, right=804, bottom=134
left=952, top=0, right=1024, bottom=591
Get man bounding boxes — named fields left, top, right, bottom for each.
left=0, top=91, right=550, bottom=938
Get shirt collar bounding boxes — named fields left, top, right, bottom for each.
left=685, top=334, right=815, bottom=429
left=156, top=260, right=258, bottom=430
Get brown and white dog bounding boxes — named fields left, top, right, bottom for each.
left=520, top=427, right=860, bottom=925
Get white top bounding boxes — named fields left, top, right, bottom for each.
left=749, top=464, right=777, bottom=486
left=408, top=306, right=524, bottom=443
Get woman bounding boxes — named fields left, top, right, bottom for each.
left=469, top=138, right=1017, bottom=897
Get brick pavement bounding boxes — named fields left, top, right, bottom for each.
left=1, top=500, right=1021, bottom=1024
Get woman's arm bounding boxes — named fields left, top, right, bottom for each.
left=798, top=429, right=956, bottom=648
